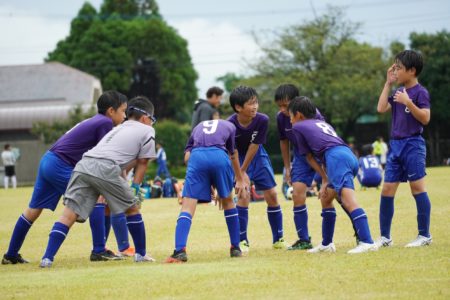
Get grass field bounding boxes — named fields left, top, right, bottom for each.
left=0, top=167, right=449, bottom=299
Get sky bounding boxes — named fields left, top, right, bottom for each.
left=0, top=0, right=449, bottom=98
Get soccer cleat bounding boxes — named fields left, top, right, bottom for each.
left=134, top=253, right=156, bottom=262
left=230, top=246, right=242, bottom=258
left=119, top=247, right=135, bottom=257
left=405, top=235, right=432, bottom=248
left=90, top=250, right=123, bottom=262
left=273, top=238, right=288, bottom=249
left=374, top=236, right=394, bottom=248
left=2, top=253, right=29, bottom=265
left=165, top=248, right=188, bottom=263
left=287, top=239, right=313, bottom=250
left=239, top=240, right=250, bottom=254
left=347, top=242, right=378, bottom=254
left=307, top=243, right=336, bottom=253
left=39, top=258, right=53, bottom=268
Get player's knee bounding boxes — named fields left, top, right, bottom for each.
left=264, top=189, right=278, bottom=206
left=125, top=205, right=140, bottom=216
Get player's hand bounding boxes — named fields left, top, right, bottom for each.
left=386, top=64, right=397, bottom=85
left=131, top=182, right=145, bottom=206
left=234, top=178, right=248, bottom=199
left=242, top=171, right=250, bottom=186
left=318, top=182, right=328, bottom=201
left=393, top=88, right=411, bottom=105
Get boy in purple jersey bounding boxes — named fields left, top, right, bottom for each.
left=357, top=144, right=382, bottom=189
left=2, top=91, right=127, bottom=265
left=40, top=96, right=157, bottom=267
left=376, top=50, right=432, bottom=248
left=288, top=96, right=378, bottom=254
left=275, top=84, right=359, bottom=250
left=165, top=119, right=247, bottom=263
left=227, top=86, right=286, bottom=252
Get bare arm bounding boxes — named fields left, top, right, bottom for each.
left=306, top=153, right=329, bottom=199
left=230, top=149, right=247, bottom=198
left=377, top=64, right=396, bottom=113
left=184, top=151, right=191, bottom=165
left=132, top=158, right=150, bottom=185
left=240, top=143, right=259, bottom=173
left=280, top=139, right=291, bottom=184
left=394, top=88, right=431, bottom=125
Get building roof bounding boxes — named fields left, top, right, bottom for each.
left=0, top=62, right=102, bottom=130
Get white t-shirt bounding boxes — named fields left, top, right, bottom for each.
left=84, top=120, right=156, bottom=169
left=1, top=150, right=16, bottom=166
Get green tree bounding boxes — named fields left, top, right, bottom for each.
left=409, top=30, right=450, bottom=164
left=46, top=0, right=197, bottom=121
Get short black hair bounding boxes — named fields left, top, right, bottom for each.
left=4, top=144, right=10, bottom=150
left=395, top=50, right=423, bottom=76
left=127, top=96, right=154, bottom=120
left=274, top=84, right=299, bottom=102
left=288, top=96, right=316, bottom=119
left=229, top=85, right=258, bottom=113
left=97, top=90, right=128, bottom=115
left=361, top=144, right=374, bottom=156
left=206, top=86, right=224, bottom=98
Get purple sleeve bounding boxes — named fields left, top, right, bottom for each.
left=292, top=127, right=310, bottom=155
left=277, top=114, right=287, bottom=140
left=252, top=117, right=268, bottom=144
left=416, top=89, right=431, bottom=109
left=225, top=127, right=236, bottom=154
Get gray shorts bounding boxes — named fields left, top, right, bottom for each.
left=63, top=157, right=136, bottom=222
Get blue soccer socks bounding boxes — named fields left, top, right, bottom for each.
left=293, top=205, right=309, bottom=241
left=321, top=208, right=336, bottom=246
left=89, top=203, right=106, bottom=254
left=351, top=208, right=373, bottom=244
left=224, top=208, right=240, bottom=248
left=379, top=196, right=394, bottom=239
left=42, top=222, right=69, bottom=261
left=6, top=214, right=33, bottom=257
left=111, top=213, right=130, bottom=252
left=236, top=206, right=249, bottom=243
left=267, top=205, right=284, bottom=243
left=126, top=214, right=146, bottom=256
left=104, top=214, right=111, bottom=242
left=175, top=212, right=192, bottom=251
left=414, top=192, right=431, bottom=238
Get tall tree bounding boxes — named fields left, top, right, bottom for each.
left=47, top=0, right=197, bottom=121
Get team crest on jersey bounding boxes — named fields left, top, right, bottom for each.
left=405, top=107, right=411, bottom=113
left=250, top=131, right=258, bottom=143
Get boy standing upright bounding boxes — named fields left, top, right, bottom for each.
left=39, top=96, right=157, bottom=267
left=376, top=50, right=432, bottom=248
left=228, top=86, right=286, bottom=252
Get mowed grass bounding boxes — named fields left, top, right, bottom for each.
left=0, top=167, right=449, bottom=299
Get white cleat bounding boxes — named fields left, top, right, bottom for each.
left=405, top=235, right=432, bottom=248
left=39, top=258, right=53, bottom=268
left=134, top=253, right=156, bottom=262
left=347, top=242, right=378, bottom=254
left=239, top=240, right=250, bottom=254
left=374, top=236, right=394, bottom=248
left=307, top=243, right=336, bottom=253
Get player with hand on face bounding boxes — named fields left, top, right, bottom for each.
left=375, top=50, right=432, bottom=248
left=288, top=96, right=378, bottom=254
left=227, top=85, right=286, bottom=253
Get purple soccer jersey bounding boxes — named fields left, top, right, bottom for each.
left=185, top=120, right=236, bottom=154
left=291, top=119, right=346, bottom=161
left=227, top=113, right=268, bottom=155
left=49, top=114, right=113, bottom=166
left=277, top=108, right=325, bottom=155
left=388, top=84, right=430, bottom=139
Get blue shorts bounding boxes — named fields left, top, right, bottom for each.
left=324, top=146, right=358, bottom=196
left=29, top=151, right=74, bottom=211
left=357, top=171, right=382, bottom=187
left=240, top=146, right=276, bottom=191
left=384, top=136, right=426, bottom=183
left=291, top=152, right=316, bottom=186
left=183, top=147, right=234, bottom=202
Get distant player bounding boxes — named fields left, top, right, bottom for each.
left=165, top=119, right=247, bottom=263
left=156, top=142, right=170, bottom=178
left=2, top=91, right=127, bottom=265
left=357, top=144, right=382, bottom=189
left=375, top=50, right=432, bottom=248
left=288, top=96, right=377, bottom=254
left=39, top=96, right=157, bottom=267
left=227, top=85, right=286, bottom=252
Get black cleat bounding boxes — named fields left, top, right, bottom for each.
left=165, top=248, right=188, bottom=263
left=230, top=246, right=242, bottom=258
left=2, top=253, right=29, bottom=265
left=90, top=249, right=123, bottom=262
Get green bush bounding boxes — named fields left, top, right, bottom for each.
left=154, top=119, right=190, bottom=167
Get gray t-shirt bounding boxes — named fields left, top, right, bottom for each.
left=84, top=120, right=156, bottom=169
left=191, top=99, right=217, bottom=129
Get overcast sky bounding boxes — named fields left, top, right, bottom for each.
left=0, top=0, right=449, bottom=98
